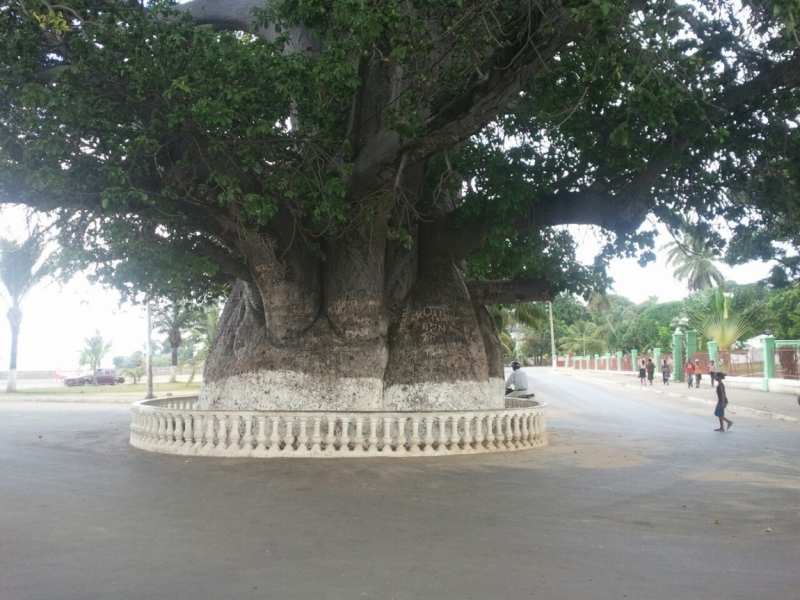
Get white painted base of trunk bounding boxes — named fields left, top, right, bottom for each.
left=5, top=369, right=17, bottom=393
left=383, top=377, right=505, bottom=411
left=198, top=372, right=505, bottom=411
left=198, top=371, right=385, bottom=411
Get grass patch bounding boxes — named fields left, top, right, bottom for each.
left=3, top=381, right=202, bottom=395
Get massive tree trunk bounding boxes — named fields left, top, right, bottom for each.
left=198, top=171, right=520, bottom=411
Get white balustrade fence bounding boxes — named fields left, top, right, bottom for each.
left=130, top=397, right=548, bottom=458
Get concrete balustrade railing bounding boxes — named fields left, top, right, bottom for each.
left=129, top=396, right=548, bottom=458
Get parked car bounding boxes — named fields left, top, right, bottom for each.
left=64, top=369, right=125, bottom=386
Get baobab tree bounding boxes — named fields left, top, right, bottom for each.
left=2, top=0, right=800, bottom=410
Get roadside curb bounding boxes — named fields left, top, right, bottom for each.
left=557, top=370, right=799, bottom=424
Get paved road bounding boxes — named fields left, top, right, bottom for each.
left=1, top=371, right=798, bottom=600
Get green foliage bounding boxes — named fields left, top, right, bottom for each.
left=120, top=365, right=146, bottom=385
left=1, top=0, right=799, bottom=306
left=620, top=302, right=684, bottom=352
left=765, top=285, right=800, bottom=339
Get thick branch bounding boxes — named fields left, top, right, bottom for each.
left=176, top=0, right=317, bottom=50
left=191, top=239, right=253, bottom=283
left=706, top=53, right=800, bottom=120
left=467, top=279, right=556, bottom=305
left=403, top=9, right=581, bottom=168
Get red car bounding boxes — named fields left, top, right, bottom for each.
left=64, top=369, right=125, bottom=386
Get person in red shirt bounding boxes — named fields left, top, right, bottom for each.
left=684, top=361, right=694, bottom=388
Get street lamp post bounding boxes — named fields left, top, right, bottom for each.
left=145, top=301, right=154, bottom=400
left=549, top=301, right=557, bottom=370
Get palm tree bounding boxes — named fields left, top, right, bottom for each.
left=0, top=230, right=54, bottom=392
left=79, top=330, right=113, bottom=385
left=491, top=303, right=547, bottom=361
left=154, top=304, right=200, bottom=382
left=120, top=365, right=146, bottom=384
left=558, top=320, right=604, bottom=356
left=662, top=229, right=725, bottom=292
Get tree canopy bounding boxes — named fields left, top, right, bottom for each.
left=1, top=0, right=799, bottom=301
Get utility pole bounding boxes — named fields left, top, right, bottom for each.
left=145, top=300, right=155, bottom=399
left=549, top=301, right=557, bottom=370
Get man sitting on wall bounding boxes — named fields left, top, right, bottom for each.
left=505, top=361, right=533, bottom=398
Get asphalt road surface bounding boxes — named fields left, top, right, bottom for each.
left=1, top=370, right=798, bottom=600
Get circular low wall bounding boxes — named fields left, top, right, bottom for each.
left=130, top=396, right=548, bottom=458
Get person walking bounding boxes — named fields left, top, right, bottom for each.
left=661, top=359, right=671, bottom=385
left=714, top=372, right=733, bottom=431
left=694, top=359, right=703, bottom=388
left=708, top=360, right=717, bottom=388
left=646, top=358, right=655, bottom=385
left=684, top=360, right=694, bottom=388
left=638, top=360, right=647, bottom=386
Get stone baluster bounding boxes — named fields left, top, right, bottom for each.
left=530, top=413, right=539, bottom=445
left=201, top=414, right=216, bottom=453
left=410, top=417, right=422, bottom=454
left=297, top=418, right=309, bottom=453
left=254, top=416, right=268, bottom=452
left=395, top=417, right=408, bottom=453
left=520, top=412, right=530, bottom=448
left=157, top=414, right=167, bottom=446
left=193, top=414, right=205, bottom=451
left=474, top=415, right=484, bottom=451
left=136, top=411, right=145, bottom=439
left=504, top=415, right=514, bottom=449
left=172, top=414, right=183, bottom=448
left=437, top=416, right=449, bottom=453
left=484, top=414, right=495, bottom=449
left=182, top=413, right=194, bottom=449
left=367, top=417, right=379, bottom=454
left=268, top=417, right=281, bottom=454
left=462, top=415, right=473, bottom=452
left=423, top=417, right=435, bottom=454
left=308, top=417, right=321, bottom=453
left=241, top=416, right=254, bottom=452
left=164, top=414, right=175, bottom=446
left=450, top=415, right=461, bottom=453
left=367, top=417, right=378, bottom=454
left=497, top=413, right=507, bottom=448
left=214, top=414, right=227, bottom=452
left=511, top=414, right=521, bottom=449
left=528, top=412, right=536, bottom=446
left=143, top=413, right=151, bottom=440
left=353, top=417, right=365, bottom=453
left=338, top=416, right=351, bottom=452
left=325, top=417, right=336, bottom=451
left=227, top=414, right=241, bottom=453
left=283, top=417, right=295, bottom=451
left=381, top=416, right=394, bottom=453
left=538, top=414, right=547, bottom=445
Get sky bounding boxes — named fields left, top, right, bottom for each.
left=0, top=206, right=773, bottom=371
